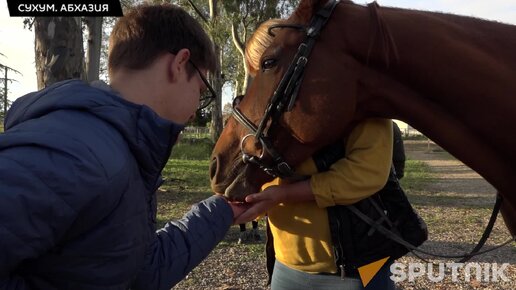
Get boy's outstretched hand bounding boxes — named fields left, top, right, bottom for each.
left=225, top=179, right=314, bottom=224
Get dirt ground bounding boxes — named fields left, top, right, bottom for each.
left=174, top=140, right=515, bottom=290
left=396, top=140, right=515, bottom=290
left=404, top=140, right=496, bottom=200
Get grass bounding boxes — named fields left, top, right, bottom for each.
left=400, top=159, right=433, bottom=192
left=157, top=138, right=214, bottom=228
left=170, top=137, right=214, bottom=160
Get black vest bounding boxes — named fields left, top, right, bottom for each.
left=315, top=142, right=427, bottom=276
left=265, top=142, right=428, bottom=282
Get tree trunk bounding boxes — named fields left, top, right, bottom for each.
left=85, top=17, right=103, bottom=82
left=34, top=17, right=85, bottom=89
left=210, top=44, right=224, bottom=142
left=2, top=68, right=6, bottom=118
left=209, top=0, right=223, bottom=141
left=231, top=21, right=251, bottom=94
left=233, top=79, right=240, bottom=99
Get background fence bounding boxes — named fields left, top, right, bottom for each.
left=181, top=126, right=210, bottom=139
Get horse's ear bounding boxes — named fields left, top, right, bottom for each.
left=293, top=0, right=331, bottom=22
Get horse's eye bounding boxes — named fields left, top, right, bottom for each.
left=261, top=59, right=277, bottom=70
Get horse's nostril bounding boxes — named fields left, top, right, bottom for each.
left=209, top=156, right=218, bottom=180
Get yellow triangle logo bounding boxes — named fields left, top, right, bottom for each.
left=357, top=256, right=390, bottom=287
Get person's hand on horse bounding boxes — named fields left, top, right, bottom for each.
left=233, top=180, right=315, bottom=224
left=226, top=201, right=253, bottom=224
left=232, top=185, right=284, bottom=224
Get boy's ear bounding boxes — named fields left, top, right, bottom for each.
left=170, top=48, right=191, bottom=81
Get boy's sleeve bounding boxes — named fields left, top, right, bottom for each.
left=310, top=119, right=393, bottom=207
left=132, top=195, right=233, bottom=290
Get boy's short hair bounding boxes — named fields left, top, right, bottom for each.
left=109, top=3, right=216, bottom=78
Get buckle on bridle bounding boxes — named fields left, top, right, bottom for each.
left=277, top=162, right=294, bottom=176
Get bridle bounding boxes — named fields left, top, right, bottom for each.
left=232, top=0, right=341, bottom=179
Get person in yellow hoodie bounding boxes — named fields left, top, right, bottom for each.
left=234, top=19, right=396, bottom=290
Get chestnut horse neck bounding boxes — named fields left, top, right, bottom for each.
left=336, top=3, right=516, bottom=191
left=327, top=2, right=516, bottom=234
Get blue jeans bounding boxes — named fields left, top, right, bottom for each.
left=271, top=260, right=396, bottom=290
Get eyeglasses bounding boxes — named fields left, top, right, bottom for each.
left=189, top=60, right=217, bottom=110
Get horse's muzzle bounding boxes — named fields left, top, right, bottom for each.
left=209, top=155, right=255, bottom=201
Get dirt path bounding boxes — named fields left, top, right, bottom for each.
left=405, top=140, right=496, bottom=199
left=397, top=140, right=515, bottom=290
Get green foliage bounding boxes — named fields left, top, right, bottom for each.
left=157, top=158, right=211, bottom=227
left=189, top=109, right=211, bottom=127
left=400, top=159, right=433, bottom=192
left=170, top=137, right=214, bottom=160
left=223, top=0, right=281, bottom=28
left=157, top=137, right=214, bottom=227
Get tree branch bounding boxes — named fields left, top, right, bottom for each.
left=231, top=22, right=245, bottom=58
left=187, top=0, right=208, bottom=23
left=0, top=64, right=22, bottom=76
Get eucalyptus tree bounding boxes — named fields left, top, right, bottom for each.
left=174, top=0, right=228, bottom=140
left=33, top=17, right=85, bottom=89
left=30, top=0, right=135, bottom=88
left=223, top=0, right=280, bottom=95
left=84, top=17, right=103, bottom=82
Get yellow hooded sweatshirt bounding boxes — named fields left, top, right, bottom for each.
left=262, top=118, right=393, bottom=274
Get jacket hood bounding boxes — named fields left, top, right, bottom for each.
left=5, top=79, right=184, bottom=179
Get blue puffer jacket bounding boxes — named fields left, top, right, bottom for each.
left=0, top=80, right=233, bottom=290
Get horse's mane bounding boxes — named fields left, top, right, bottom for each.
left=293, top=0, right=354, bottom=22
left=366, top=2, right=399, bottom=67
left=245, top=19, right=286, bottom=76
left=293, top=0, right=330, bottom=21
left=250, top=1, right=398, bottom=70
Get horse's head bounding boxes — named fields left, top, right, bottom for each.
left=210, top=0, right=360, bottom=200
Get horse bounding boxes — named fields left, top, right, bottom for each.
left=209, top=0, right=516, bottom=237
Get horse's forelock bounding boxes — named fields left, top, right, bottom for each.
left=245, top=19, right=283, bottom=76
left=246, top=0, right=342, bottom=74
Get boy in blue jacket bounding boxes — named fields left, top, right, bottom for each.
left=0, top=4, right=249, bottom=290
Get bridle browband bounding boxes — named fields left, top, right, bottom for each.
left=232, top=0, right=341, bottom=179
